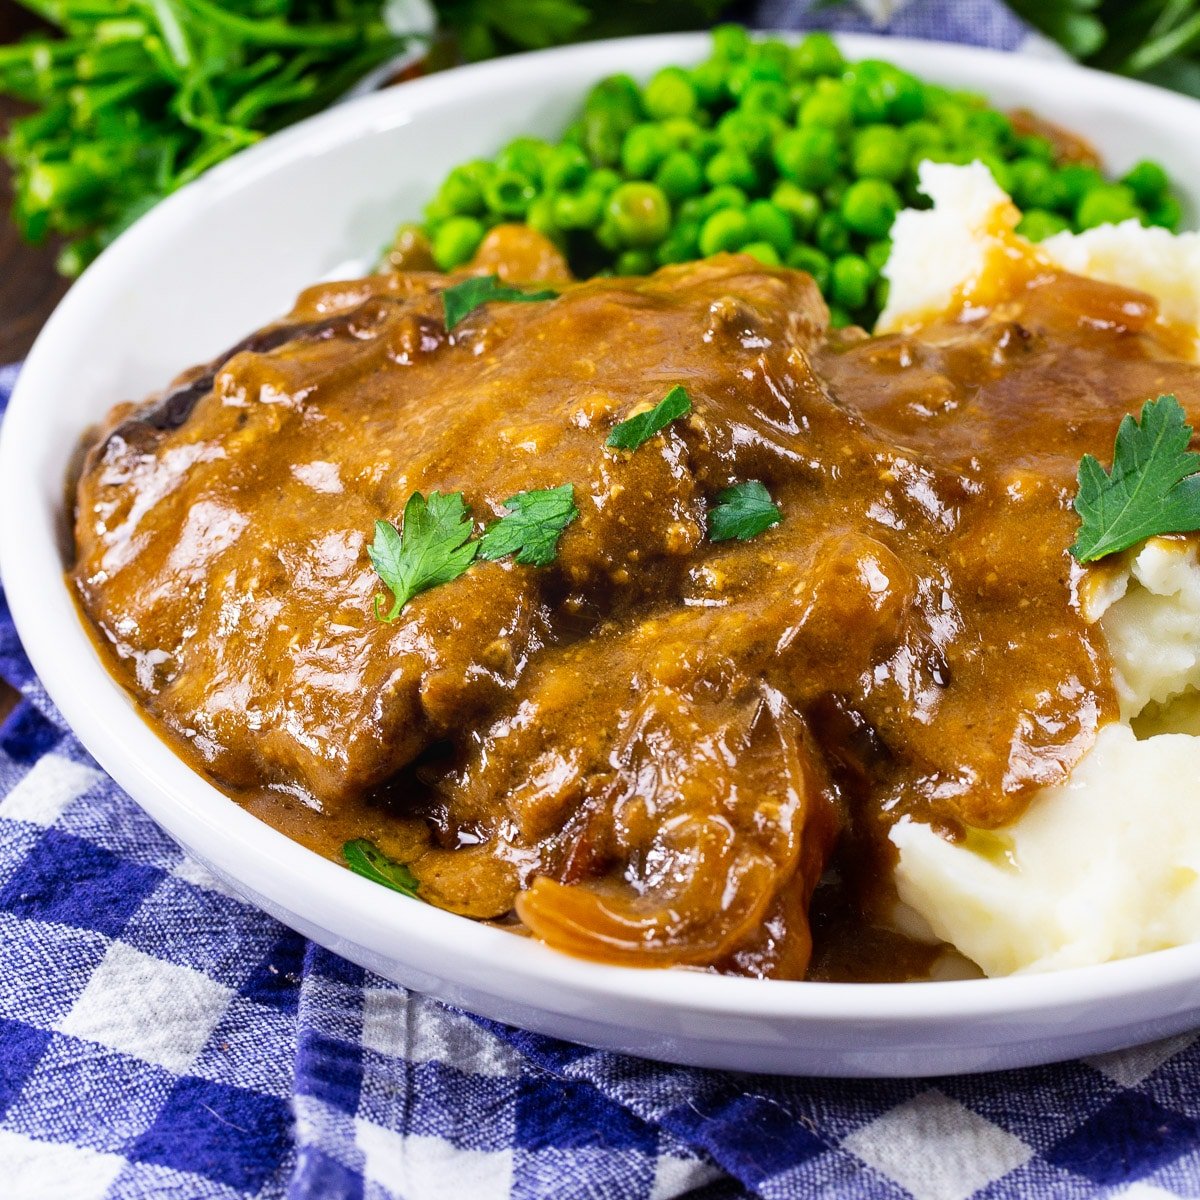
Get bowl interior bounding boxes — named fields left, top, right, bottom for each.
left=7, top=32, right=1200, bottom=1076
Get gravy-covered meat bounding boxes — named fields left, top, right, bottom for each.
left=72, top=246, right=1200, bottom=979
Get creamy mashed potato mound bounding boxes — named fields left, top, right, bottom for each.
left=881, top=164, right=1200, bottom=975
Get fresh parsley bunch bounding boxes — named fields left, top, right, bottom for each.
left=1009, top=0, right=1200, bottom=96
left=0, top=0, right=723, bottom=275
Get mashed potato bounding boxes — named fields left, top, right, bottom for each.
left=880, top=164, right=1200, bottom=975
left=879, top=160, right=1200, bottom=340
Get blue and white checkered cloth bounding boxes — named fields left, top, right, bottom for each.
left=5, top=3, right=1200, bottom=1196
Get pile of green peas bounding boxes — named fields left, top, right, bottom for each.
left=416, top=24, right=1184, bottom=329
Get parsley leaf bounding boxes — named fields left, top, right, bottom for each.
left=343, top=839, right=419, bottom=898
left=606, top=385, right=692, bottom=451
left=1071, top=394, right=1200, bottom=563
left=442, top=275, right=558, bottom=330
left=478, top=484, right=579, bottom=566
left=369, top=491, right=478, bottom=621
left=708, top=480, right=783, bottom=543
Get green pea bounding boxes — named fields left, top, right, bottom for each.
left=616, top=248, right=656, bottom=275
left=657, top=219, right=702, bottom=265
left=786, top=243, right=831, bottom=291
left=1015, top=209, right=1071, bottom=241
left=815, top=211, right=850, bottom=256
left=903, top=119, right=944, bottom=157
left=1056, top=163, right=1105, bottom=207
left=749, top=38, right=792, bottom=76
left=585, top=168, right=622, bottom=197
left=978, top=154, right=1014, bottom=197
left=622, top=123, right=672, bottom=179
left=483, top=169, right=537, bottom=217
left=799, top=81, right=854, bottom=131
left=1149, top=194, right=1183, bottom=231
left=865, top=238, right=892, bottom=273
left=822, top=177, right=849, bottom=210
left=774, top=126, right=842, bottom=189
left=699, top=184, right=749, bottom=215
left=495, top=137, right=551, bottom=184
left=690, top=59, right=728, bottom=108
left=771, top=181, right=821, bottom=235
left=524, top=195, right=563, bottom=248
left=717, top=110, right=779, bottom=161
left=605, top=181, right=671, bottom=247
left=712, top=23, right=751, bottom=61
left=1008, top=158, right=1064, bottom=211
left=746, top=199, right=794, bottom=255
left=1016, top=134, right=1055, bottom=164
left=677, top=196, right=707, bottom=224
left=792, top=32, right=845, bottom=79
left=655, top=150, right=704, bottom=202
left=553, top=187, right=604, bottom=230
left=828, top=304, right=853, bottom=329
left=841, top=178, right=901, bottom=238
left=543, top=144, right=590, bottom=193
left=645, top=66, right=697, bottom=120
left=1121, top=160, right=1170, bottom=207
left=436, top=161, right=490, bottom=216
left=706, top=148, right=759, bottom=191
left=741, top=240, right=781, bottom=266
left=728, top=59, right=786, bottom=102
left=582, top=74, right=643, bottom=167
left=852, top=126, right=908, bottom=182
left=847, top=68, right=890, bottom=125
left=699, top=207, right=752, bottom=255
left=830, top=253, right=873, bottom=310
left=873, top=277, right=889, bottom=313
left=1077, top=183, right=1141, bottom=229
left=432, top=216, right=485, bottom=270
left=659, top=117, right=704, bottom=150
left=740, top=79, right=791, bottom=118
left=965, top=108, right=1014, bottom=152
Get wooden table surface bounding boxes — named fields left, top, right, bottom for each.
left=0, top=3, right=70, bottom=725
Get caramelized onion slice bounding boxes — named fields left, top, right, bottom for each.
left=516, top=685, right=839, bottom=971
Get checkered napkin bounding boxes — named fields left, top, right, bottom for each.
left=3, top=4, right=1200, bottom=1197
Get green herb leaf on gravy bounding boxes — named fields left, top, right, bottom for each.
left=606, top=385, right=693, bottom=451
left=369, top=491, right=478, bottom=622
left=343, top=839, right=419, bottom=898
left=708, top=480, right=783, bottom=543
left=1071, top=394, right=1200, bottom=563
left=442, top=275, right=558, bottom=330
left=478, top=484, right=580, bottom=566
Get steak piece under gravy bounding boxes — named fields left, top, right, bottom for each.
left=72, top=244, right=1200, bottom=979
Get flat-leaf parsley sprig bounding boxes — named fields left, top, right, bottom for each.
left=441, top=275, right=558, bottom=330
left=369, top=491, right=478, bottom=622
left=708, top=480, right=783, bottom=543
left=368, top=484, right=578, bottom=619
left=1071, top=394, right=1200, bottom=562
left=343, top=839, right=420, bottom=897
left=480, top=485, right=579, bottom=566
left=606, top=385, right=692, bottom=451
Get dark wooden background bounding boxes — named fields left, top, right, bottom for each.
left=0, top=3, right=69, bottom=723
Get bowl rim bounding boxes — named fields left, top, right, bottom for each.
left=5, top=28, right=1200, bottom=1038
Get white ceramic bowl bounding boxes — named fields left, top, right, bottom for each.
left=5, top=33, right=1200, bottom=1078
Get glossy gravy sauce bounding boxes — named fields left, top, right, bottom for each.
left=71, top=238, right=1200, bottom=980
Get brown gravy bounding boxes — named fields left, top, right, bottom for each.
left=71, top=238, right=1200, bottom=980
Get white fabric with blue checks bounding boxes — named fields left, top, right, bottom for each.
left=6, top=4, right=1200, bottom=1196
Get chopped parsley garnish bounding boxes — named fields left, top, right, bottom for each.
left=368, top=491, right=478, bottom=622
left=606, top=385, right=692, bottom=451
left=1071, top=394, right=1200, bottom=563
left=479, top=484, right=579, bottom=566
left=708, top=480, right=782, bottom=543
left=343, top=839, right=419, bottom=898
left=441, top=275, right=558, bottom=330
